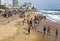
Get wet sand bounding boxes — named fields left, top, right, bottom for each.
left=37, top=17, right=60, bottom=41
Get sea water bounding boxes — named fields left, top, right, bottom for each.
left=35, top=10, right=60, bottom=23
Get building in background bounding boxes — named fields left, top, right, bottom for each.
left=22, top=2, right=34, bottom=10
left=0, top=0, right=1, bottom=5
left=13, top=0, right=18, bottom=7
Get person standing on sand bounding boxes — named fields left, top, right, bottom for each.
left=30, top=20, right=33, bottom=28
left=32, top=21, right=35, bottom=29
left=43, top=26, right=47, bottom=34
left=28, top=20, right=32, bottom=34
left=22, top=20, right=24, bottom=25
left=30, top=18, right=33, bottom=28
left=56, top=29, right=58, bottom=37
left=47, top=26, right=51, bottom=35
left=28, top=26, right=31, bottom=34
left=44, top=16, right=46, bottom=19
left=22, top=18, right=25, bottom=25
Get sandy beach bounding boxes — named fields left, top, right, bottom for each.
left=0, top=11, right=60, bottom=41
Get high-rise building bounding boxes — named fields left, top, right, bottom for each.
left=13, top=0, right=18, bottom=7
left=0, top=0, right=1, bottom=5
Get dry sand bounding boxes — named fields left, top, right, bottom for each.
left=0, top=12, right=42, bottom=41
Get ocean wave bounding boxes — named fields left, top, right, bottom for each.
left=46, top=14, right=60, bottom=23
left=42, top=13, right=60, bottom=23
left=39, top=10, right=60, bottom=15
left=35, top=11, right=60, bottom=23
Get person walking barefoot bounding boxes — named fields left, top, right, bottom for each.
left=47, top=26, right=51, bottom=35
left=56, top=29, right=58, bottom=37
left=28, top=27, right=30, bottom=34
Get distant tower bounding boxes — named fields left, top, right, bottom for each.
left=0, top=0, right=1, bottom=5
left=13, top=0, right=18, bottom=7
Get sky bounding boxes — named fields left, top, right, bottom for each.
left=1, top=0, right=60, bottom=10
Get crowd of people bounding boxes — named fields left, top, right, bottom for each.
left=0, top=10, right=58, bottom=37
left=26, top=13, right=59, bottom=37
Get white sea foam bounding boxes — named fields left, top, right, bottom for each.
left=46, top=14, right=60, bottom=23
left=40, top=10, right=59, bottom=13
